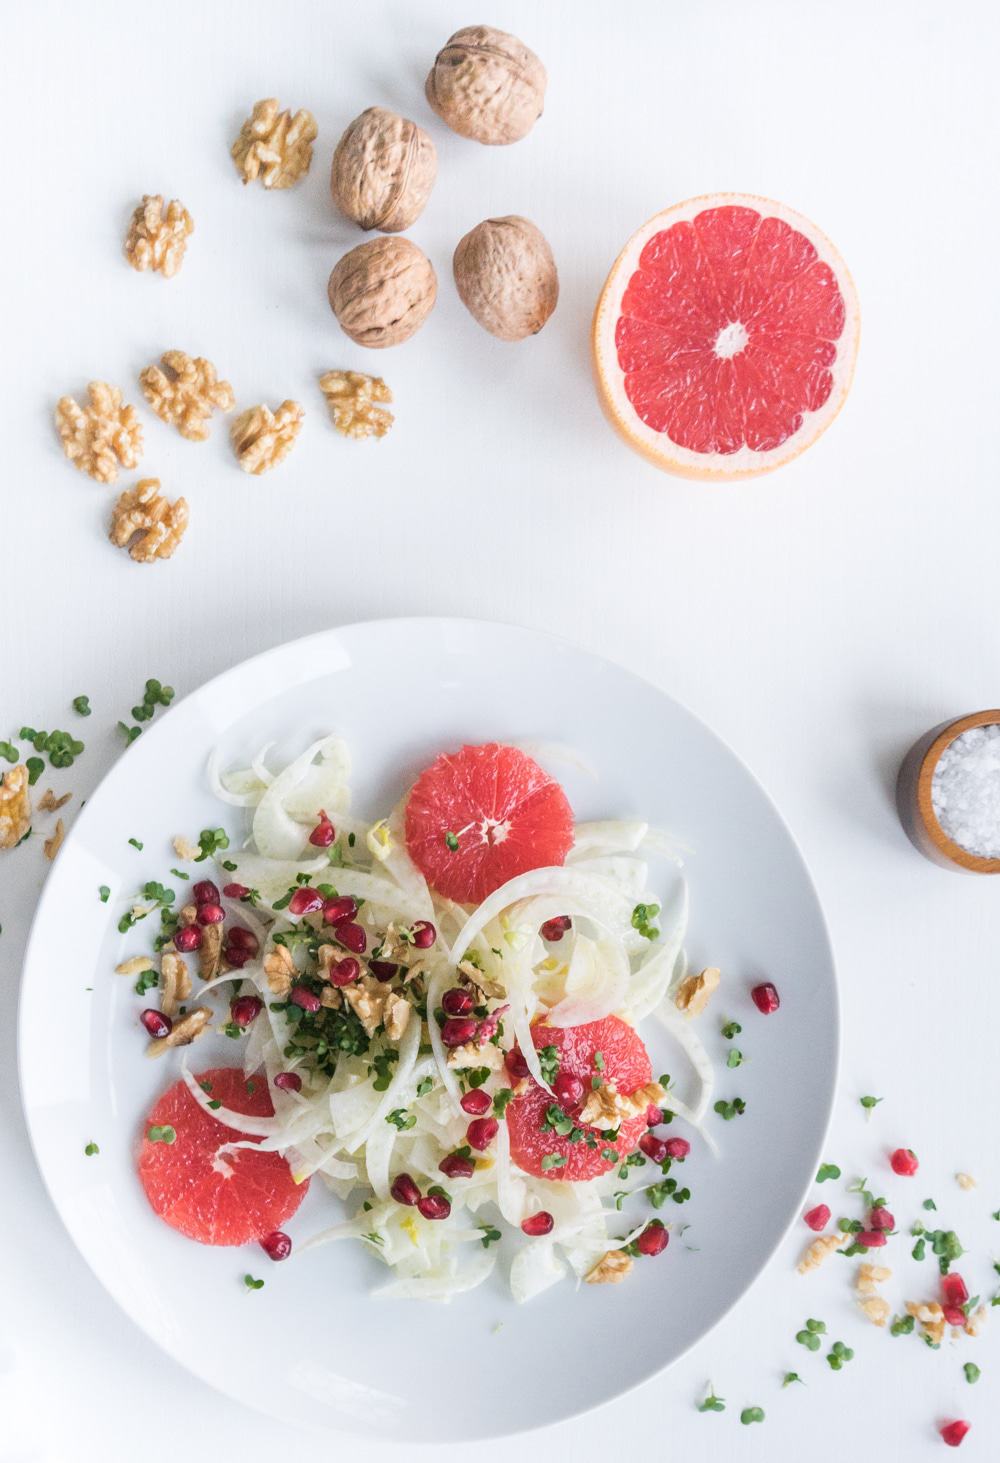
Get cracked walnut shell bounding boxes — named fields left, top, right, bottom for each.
left=124, top=195, right=194, bottom=277
left=453, top=216, right=558, bottom=341
left=109, top=479, right=188, bottom=563
left=319, top=370, right=393, bottom=439
left=328, top=236, right=437, bottom=349
left=425, top=25, right=546, bottom=145
left=231, top=400, right=303, bottom=473
left=331, top=107, right=437, bottom=233
left=0, top=765, right=31, bottom=849
left=55, top=382, right=143, bottom=483
left=140, top=351, right=235, bottom=440
left=232, top=99, right=317, bottom=189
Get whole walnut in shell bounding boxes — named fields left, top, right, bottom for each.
left=328, top=236, right=437, bottom=348
left=425, top=25, right=546, bottom=145
left=453, top=216, right=558, bottom=340
left=331, top=107, right=437, bottom=233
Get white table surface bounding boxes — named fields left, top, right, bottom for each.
left=2, top=0, right=999, bottom=1458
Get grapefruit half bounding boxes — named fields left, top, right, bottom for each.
left=592, top=193, right=860, bottom=479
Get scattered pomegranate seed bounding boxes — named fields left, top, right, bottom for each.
left=336, top=921, right=367, bottom=954
left=442, top=986, right=475, bottom=1017
left=140, top=1008, right=172, bottom=1038
left=273, top=1071, right=302, bottom=1092
left=460, top=1088, right=492, bottom=1116
left=327, top=957, right=361, bottom=987
left=288, top=887, right=323, bottom=918
left=890, top=1147, right=919, bottom=1176
left=197, top=902, right=225, bottom=926
left=172, top=924, right=202, bottom=952
left=409, top=920, right=436, bottom=948
left=226, top=926, right=259, bottom=954
left=477, top=1003, right=508, bottom=1042
left=635, top=1221, right=669, bottom=1257
left=943, top=1305, right=967, bottom=1328
left=646, top=1103, right=663, bottom=1127
left=308, top=811, right=336, bottom=847
left=869, top=1205, right=895, bottom=1231
left=639, top=1133, right=670, bottom=1164
left=505, top=1047, right=530, bottom=1080
left=750, top=981, right=780, bottom=1014
left=803, top=1203, right=831, bottom=1231
left=553, top=1072, right=584, bottom=1108
left=368, top=959, right=399, bottom=982
left=857, top=1230, right=887, bottom=1248
left=322, top=895, right=357, bottom=926
left=230, top=994, right=263, bottom=1027
left=224, top=946, right=252, bottom=970
left=260, top=1230, right=292, bottom=1261
left=540, top=916, right=572, bottom=941
left=942, top=1272, right=969, bottom=1307
left=390, top=1173, right=421, bottom=1206
left=521, top=1211, right=555, bottom=1236
left=192, top=879, right=220, bottom=906
left=439, top=1152, right=475, bottom=1179
left=466, top=1116, right=499, bottom=1151
left=664, top=1137, right=690, bottom=1160
left=940, top=1420, right=970, bottom=1448
left=417, top=1192, right=451, bottom=1221
left=441, top=1017, right=478, bottom=1047
left=222, top=882, right=249, bottom=899
left=289, top=985, right=321, bottom=1013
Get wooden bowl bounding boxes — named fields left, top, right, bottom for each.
left=896, top=710, right=1000, bottom=873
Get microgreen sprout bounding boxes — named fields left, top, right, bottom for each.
left=796, top=1318, right=826, bottom=1351
left=826, top=1341, right=854, bottom=1371
left=782, top=1372, right=804, bottom=1387
left=84, top=1141, right=99, bottom=1156
left=478, top=1223, right=502, bottom=1249
left=721, top=1019, right=742, bottom=1039
left=697, top=1387, right=725, bottom=1413
left=243, top=1274, right=264, bottom=1291
left=816, top=1163, right=841, bottom=1182
left=713, top=1097, right=746, bottom=1121
left=964, top=1363, right=981, bottom=1384
left=147, top=1124, right=176, bottom=1144
left=726, top=1048, right=744, bottom=1069
left=630, top=901, right=660, bottom=940
left=740, top=1407, right=765, bottom=1425
left=859, top=1094, right=882, bottom=1116
left=72, top=696, right=92, bottom=717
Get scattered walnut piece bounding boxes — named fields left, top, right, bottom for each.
left=319, top=986, right=342, bottom=1010
left=384, top=992, right=411, bottom=1041
left=55, top=382, right=143, bottom=483
left=797, top=1233, right=845, bottom=1274
left=231, top=401, right=303, bottom=474
left=198, top=922, right=223, bottom=980
left=124, top=195, right=194, bottom=277
left=859, top=1296, right=890, bottom=1327
left=965, top=1305, right=987, bottom=1338
left=906, top=1300, right=946, bottom=1347
left=231, top=99, right=317, bottom=188
left=173, top=834, right=200, bottom=860
left=43, top=818, right=66, bottom=859
left=264, top=944, right=295, bottom=997
left=115, top=956, right=155, bottom=977
left=0, top=766, right=31, bottom=849
left=674, top=966, right=721, bottom=1018
left=37, top=789, right=71, bottom=812
left=140, top=350, right=235, bottom=441
left=585, top=1249, right=633, bottom=1285
left=160, top=951, right=192, bottom=1017
left=319, top=371, right=394, bottom=440
left=145, top=1006, right=211, bottom=1057
left=578, top=1079, right=665, bottom=1130
left=447, top=1039, right=504, bottom=1071
left=109, top=478, right=188, bottom=563
left=856, top=1262, right=892, bottom=1296
left=341, top=975, right=412, bottom=1041
left=955, top=1172, right=977, bottom=1191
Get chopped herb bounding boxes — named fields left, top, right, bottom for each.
left=538, top=1045, right=561, bottom=1085
left=72, top=696, right=92, bottom=717
left=370, top=1050, right=399, bottom=1091
left=444, top=831, right=460, bottom=851
left=83, top=1141, right=99, bottom=1156
left=540, top=1153, right=567, bottom=1171
left=170, top=867, right=190, bottom=881
left=713, top=1098, right=746, bottom=1121
left=478, top=1223, right=502, bottom=1249
left=118, top=721, right=141, bottom=744
left=964, top=1362, right=980, bottom=1384
left=922, top=1198, right=937, bottom=1211
left=98, top=885, right=110, bottom=903
left=912, top=1237, right=926, bottom=1261
left=890, top=1314, right=915, bottom=1336
left=630, top=901, right=660, bottom=940
left=493, top=1087, right=515, bottom=1118
left=859, top=1095, right=883, bottom=1114
left=415, top=1075, right=433, bottom=1098
left=207, top=1099, right=222, bottom=1110
left=698, top=1388, right=725, bottom=1413
left=243, top=1274, right=264, bottom=1291
left=465, top=1066, right=492, bottom=1089
left=221, top=859, right=238, bottom=872
left=147, top=1124, right=176, bottom=1144
left=816, top=1163, right=841, bottom=1183
left=740, top=1407, right=764, bottom=1425
left=796, top=1318, right=826, bottom=1351
left=726, top=1048, right=744, bottom=1069
left=0, top=741, right=17, bottom=763
left=133, top=969, right=158, bottom=995
left=222, top=1021, right=243, bottom=1039
left=127, top=837, right=143, bottom=851
left=594, top=1051, right=605, bottom=1069
left=992, top=1209, right=1000, bottom=1222
left=25, top=756, right=44, bottom=785
left=782, top=1372, right=803, bottom=1387
left=386, top=1108, right=416, bottom=1130
left=721, top=1020, right=742, bottom=1039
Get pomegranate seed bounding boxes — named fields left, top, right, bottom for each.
left=868, top=1205, right=895, bottom=1231
left=460, top=1088, right=492, bottom=1115
left=857, top=1230, right=887, bottom=1248
left=750, top=981, right=780, bottom=1014
left=803, top=1203, right=831, bottom=1231
left=409, top=920, right=436, bottom=949
left=540, top=915, right=572, bottom=941
left=193, top=879, right=221, bottom=906
left=368, top=959, right=399, bottom=982
left=230, top=994, right=263, bottom=1027
left=553, top=1072, right=584, bottom=1108
left=664, top=1137, right=690, bottom=1160
left=942, top=1272, right=969, bottom=1307
left=466, top=1116, right=499, bottom=1151
left=442, top=987, right=475, bottom=1017
left=505, top=1047, right=530, bottom=1080
left=322, top=896, right=357, bottom=926
left=327, top=957, right=361, bottom=987
left=943, top=1304, right=967, bottom=1327
left=173, top=923, right=202, bottom=952
left=288, top=887, right=323, bottom=917
left=635, top=1221, right=669, bottom=1257
left=646, top=1103, right=663, bottom=1127
left=940, top=1420, right=971, bottom=1448
left=336, top=921, right=367, bottom=954
left=289, top=985, right=321, bottom=1013
left=224, top=946, right=252, bottom=969
left=417, top=1192, right=452, bottom=1221
left=441, top=1017, right=478, bottom=1047
left=197, top=902, right=225, bottom=926
left=521, top=1210, right=555, bottom=1236
left=222, top=882, right=249, bottom=899
left=308, top=812, right=335, bottom=847
left=890, top=1147, right=919, bottom=1176
left=477, top=1003, right=508, bottom=1042
left=439, top=1152, right=475, bottom=1179
left=260, top=1230, right=292, bottom=1261
left=273, top=1071, right=302, bottom=1092
left=639, top=1133, right=670, bottom=1164
left=390, top=1173, right=421, bottom=1206
left=140, top=1008, right=171, bottom=1038
left=226, top=926, right=258, bottom=954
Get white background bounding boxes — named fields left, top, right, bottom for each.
left=2, top=0, right=999, bottom=1459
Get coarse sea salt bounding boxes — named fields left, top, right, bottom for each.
left=931, top=722, right=1000, bottom=858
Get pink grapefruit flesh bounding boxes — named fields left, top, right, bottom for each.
left=138, top=1067, right=307, bottom=1246
left=404, top=743, right=574, bottom=904
left=593, top=194, right=860, bottom=479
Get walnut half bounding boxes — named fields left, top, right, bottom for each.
left=124, top=195, right=194, bottom=277
left=140, top=351, right=234, bottom=441
left=109, top=479, right=188, bottom=563
left=231, top=99, right=317, bottom=189
left=231, top=401, right=303, bottom=474
left=319, top=371, right=393, bottom=440
left=585, top=1249, right=633, bottom=1285
left=145, top=1006, right=212, bottom=1058
left=55, top=382, right=143, bottom=483
left=674, top=966, right=721, bottom=1018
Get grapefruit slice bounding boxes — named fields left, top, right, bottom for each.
left=506, top=1017, right=652, bottom=1181
left=404, top=742, right=574, bottom=904
left=593, top=194, right=859, bottom=479
left=138, top=1067, right=307, bottom=1246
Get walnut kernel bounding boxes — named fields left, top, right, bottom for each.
left=43, top=819, right=65, bottom=860
left=37, top=790, right=71, bottom=812
left=674, top=966, right=721, bottom=1018
left=231, top=401, right=304, bottom=474
left=160, top=952, right=192, bottom=1017
left=140, top=351, right=234, bottom=441
left=578, top=1079, right=665, bottom=1130
left=109, top=479, right=188, bottom=563
left=124, top=195, right=194, bottom=277
left=585, top=1249, right=633, bottom=1285
left=797, top=1233, right=844, bottom=1274
left=328, top=236, right=437, bottom=349
left=0, top=765, right=31, bottom=849
left=319, top=370, right=393, bottom=440
left=145, top=1006, right=211, bottom=1058
left=232, top=99, right=317, bottom=189
left=55, top=382, right=143, bottom=483
left=453, top=216, right=558, bottom=340
left=425, top=26, right=546, bottom=145
left=265, top=945, right=295, bottom=997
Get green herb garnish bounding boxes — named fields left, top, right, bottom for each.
left=147, top=1124, right=176, bottom=1144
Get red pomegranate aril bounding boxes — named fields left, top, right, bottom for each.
left=751, top=981, right=781, bottom=1014
left=940, top=1420, right=971, bottom=1448
left=439, top=1152, right=475, bottom=1179
left=288, top=887, right=323, bottom=917
left=390, top=1173, right=421, bottom=1206
left=553, top=1072, right=584, bottom=1108
left=222, top=882, right=249, bottom=899
left=442, top=986, right=475, bottom=1017
left=541, top=916, right=572, bottom=941
left=466, top=1116, right=499, bottom=1151
left=192, top=879, right=221, bottom=906
left=505, top=1047, right=530, bottom=1080
left=664, top=1137, right=690, bottom=1160
left=521, top=1210, right=555, bottom=1236
left=635, top=1221, right=669, bottom=1257
left=260, top=1229, right=292, bottom=1261
left=173, top=923, right=202, bottom=952
left=336, top=921, right=367, bottom=954
left=230, top=994, right=263, bottom=1027
left=890, top=1147, right=919, bottom=1176
left=410, top=920, right=436, bottom=949
left=226, top=926, right=259, bottom=954
left=646, top=1103, right=663, bottom=1127
left=140, top=1008, right=172, bottom=1038
left=477, top=1003, right=508, bottom=1042
left=273, top=1071, right=302, bottom=1093
left=289, top=985, right=321, bottom=1013
left=868, top=1205, right=895, bottom=1231
left=322, top=895, right=357, bottom=926
left=943, top=1304, right=967, bottom=1328
left=417, top=1192, right=451, bottom=1221
left=942, top=1272, right=969, bottom=1307
left=441, top=1017, right=478, bottom=1047
left=197, top=902, right=225, bottom=926
left=460, top=1088, right=492, bottom=1116
left=308, top=812, right=336, bottom=847
left=639, top=1133, right=670, bottom=1164
left=224, top=946, right=252, bottom=969
left=803, top=1203, right=831, bottom=1232
left=368, top=960, right=399, bottom=982
left=857, top=1230, right=887, bottom=1248
left=328, top=957, right=361, bottom=987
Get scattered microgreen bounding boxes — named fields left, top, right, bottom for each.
left=826, top=1341, right=854, bottom=1371
left=726, top=1048, right=744, bottom=1069
left=222, top=1021, right=243, bottom=1040
left=493, top=1088, right=514, bottom=1118
left=697, top=1388, right=725, bottom=1413
left=370, top=1049, right=399, bottom=1091
left=0, top=741, right=17, bottom=763
left=890, top=1314, right=915, bottom=1336
left=25, top=756, right=44, bottom=785
left=147, top=1124, right=176, bottom=1144
left=98, top=885, right=110, bottom=903
left=386, top=1108, right=416, bottom=1131
left=796, top=1318, right=826, bottom=1351
left=127, top=837, right=143, bottom=851
left=859, top=1094, right=883, bottom=1115
left=243, top=1274, right=264, bottom=1291
left=816, top=1163, right=841, bottom=1183
left=740, top=1407, right=764, bottom=1425
left=782, top=1372, right=804, bottom=1387
left=72, top=696, right=92, bottom=717
left=465, top=1067, right=492, bottom=1089
left=84, top=1141, right=99, bottom=1156
left=415, top=1075, right=433, bottom=1098
left=133, top=969, right=158, bottom=995
left=196, top=827, right=229, bottom=861
left=118, top=721, right=142, bottom=744
left=478, top=1223, right=502, bottom=1249
left=713, top=1097, right=746, bottom=1121
left=630, top=901, right=660, bottom=940
left=923, top=1198, right=937, bottom=1211
left=964, top=1362, right=981, bottom=1384
left=444, top=831, right=460, bottom=851
left=538, top=1045, right=560, bottom=1085
left=541, top=1153, right=567, bottom=1171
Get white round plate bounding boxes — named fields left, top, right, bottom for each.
left=19, top=618, right=837, bottom=1441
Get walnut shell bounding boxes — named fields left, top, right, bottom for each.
left=330, top=107, right=438, bottom=233
left=328, top=236, right=437, bottom=348
left=425, top=25, right=546, bottom=145
left=453, top=216, right=558, bottom=340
